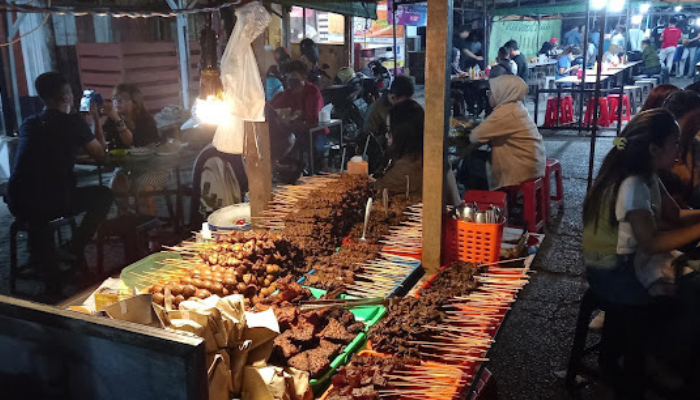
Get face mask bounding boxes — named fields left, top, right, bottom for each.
left=65, top=104, right=71, bottom=114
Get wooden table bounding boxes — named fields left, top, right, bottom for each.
left=555, top=74, right=611, bottom=85
left=76, top=147, right=200, bottom=231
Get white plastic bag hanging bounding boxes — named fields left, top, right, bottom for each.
left=220, top=2, right=270, bottom=121
left=214, top=2, right=270, bottom=154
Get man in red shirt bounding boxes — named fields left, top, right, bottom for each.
left=269, top=60, right=325, bottom=177
left=660, top=17, right=682, bottom=75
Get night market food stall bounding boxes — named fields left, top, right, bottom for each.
left=0, top=1, right=545, bottom=399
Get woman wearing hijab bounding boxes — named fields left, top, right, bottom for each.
left=469, top=75, right=546, bottom=188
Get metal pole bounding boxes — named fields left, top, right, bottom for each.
left=282, top=6, right=291, bottom=48
left=303, top=8, right=306, bottom=38
left=167, top=0, right=191, bottom=110
left=588, top=8, right=607, bottom=191
left=7, top=12, right=23, bottom=130
left=578, top=0, right=591, bottom=134
left=392, top=1, right=398, bottom=76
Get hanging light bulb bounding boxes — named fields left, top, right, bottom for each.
left=193, top=95, right=228, bottom=126
left=639, top=3, right=651, bottom=13
left=675, top=5, right=683, bottom=12
left=609, top=0, right=626, bottom=13
left=591, top=0, right=607, bottom=11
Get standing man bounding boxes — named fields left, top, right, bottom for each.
left=452, top=25, right=484, bottom=70
left=684, top=18, right=700, bottom=77
left=505, top=40, right=529, bottom=82
left=611, top=27, right=627, bottom=53
left=563, top=25, right=582, bottom=47
left=6, top=72, right=113, bottom=270
left=660, top=17, right=682, bottom=74
left=629, top=24, right=645, bottom=52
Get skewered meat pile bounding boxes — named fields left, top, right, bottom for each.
left=268, top=306, right=365, bottom=378
left=149, top=232, right=305, bottom=309
left=368, top=295, right=446, bottom=359
left=281, top=175, right=374, bottom=258
left=326, top=354, right=421, bottom=400
left=346, top=195, right=420, bottom=244
left=304, top=243, right=382, bottom=292
left=421, top=261, right=481, bottom=298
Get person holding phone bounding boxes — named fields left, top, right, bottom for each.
left=100, top=83, right=166, bottom=216
left=6, top=72, right=113, bottom=272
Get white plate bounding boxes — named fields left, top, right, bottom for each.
left=207, top=203, right=252, bottom=230
left=156, top=150, right=179, bottom=156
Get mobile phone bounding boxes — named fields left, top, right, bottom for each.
left=79, top=89, right=94, bottom=113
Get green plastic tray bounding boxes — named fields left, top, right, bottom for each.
left=304, top=287, right=384, bottom=394
left=120, top=252, right=182, bottom=290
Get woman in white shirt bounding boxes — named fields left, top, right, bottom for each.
left=583, top=109, right=700, bottom=302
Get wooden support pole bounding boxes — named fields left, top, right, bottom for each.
left=422, top=0, right=453, bottom=274
left=344, top=15, right=354, bottom=69
left=245, top=121, right=272, bottom=227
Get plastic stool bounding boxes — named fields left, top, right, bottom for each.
left=623, top=86, right=643, bottom=114
left=565, top=288, right=603, bottom=396
left=634, top=80, right=653, bottom=100
left=9, top=217, right=77, bottom=293
left=545, top=158, right=564, bottom=219
left=499, top=177, right=546, bottom=233
left=607, top=94, right=632, bottom=124
left=584, top=97, right=611, bottom=127
left=544, top=97, right=574, bottom=126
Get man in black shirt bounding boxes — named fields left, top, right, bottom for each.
left=452, top=25, right=483, bottom=70
left=7, top=72, right=113, bottom=266
left=684, top=19, right=700, bottom=77
left=505, top=40, right=529, bottom=82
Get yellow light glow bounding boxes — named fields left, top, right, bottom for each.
left=193, top=95, right=228, bottom=125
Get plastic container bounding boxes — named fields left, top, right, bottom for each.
left=121, top=252, right=183, bottom=290
left=444, top=218, right=504, bottom=265
left=303, top=287, right=386, bottom=394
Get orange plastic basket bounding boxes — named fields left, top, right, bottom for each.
left=444, top=218, right=504, bottom=264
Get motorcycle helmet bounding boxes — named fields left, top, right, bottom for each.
left=300, top=38, right=320, bottom=64
left=337, top=67, right=356, bottom=84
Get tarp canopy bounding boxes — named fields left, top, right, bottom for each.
left=273, top=1, right=378, bottom=19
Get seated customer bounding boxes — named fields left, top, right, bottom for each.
left=102, top=83, right=165, bottom=216
left=658, top=90, right=700, bottom=208
left=468, top=75, right=546, bottom=189
left=362, top=76, right=414, bottom=174
left=640, top=84, right=680, bottom=111
left=6, top=72, right=113, bottom=265
left=603, top=43, right=621, bottom=65
left=375, top=100, right=460, bottom=206
left=270, top=60, right=325, bottom=171
left=489, top=47, right=515, bottom=79
left=582, top=109, right=700, bottom=397
left=641, top=39, right=662, bottom=75
left=555, top=46, right=580, bottom=81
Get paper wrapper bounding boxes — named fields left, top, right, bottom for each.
left=231, top=340, right=252, bottom=396
left=284, top=367, right=313, bottom=400
left=241, top=308, right=280, bottom=365
left=241, top=366, right=288, bottom=400
left=103, top=294, right=165, bottom=328
left=208, top=354, right=232, bottom=400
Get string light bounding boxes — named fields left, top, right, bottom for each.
left=0, top=0, right=240, bottom=19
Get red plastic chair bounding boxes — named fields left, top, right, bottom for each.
left=499, top=178, right=547, bottom=233
left=584, top=97, right=611, bottom=127
left=544, top=96, right=574, bottom=126
left=607, top=94, right=632, bottom=124
left=545, top=158, right=564, bottom=220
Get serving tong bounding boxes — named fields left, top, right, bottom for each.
left=299, top=297, right=404, bottom=312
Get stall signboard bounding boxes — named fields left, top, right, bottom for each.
left=387, top=0, right=427, bottom=27
left=488, top=17, right=562, bottom=63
